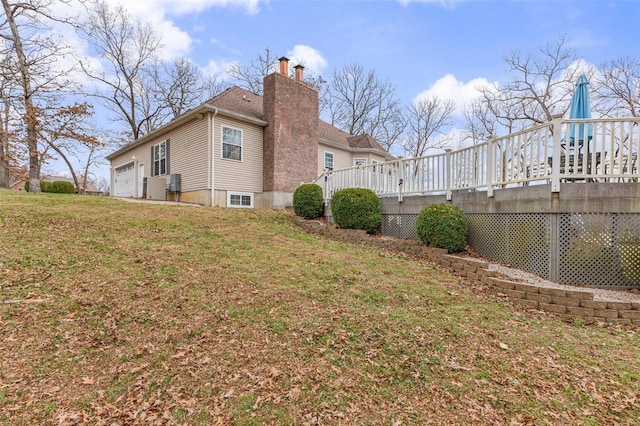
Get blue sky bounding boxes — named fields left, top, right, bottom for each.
left=46, top=0, right=639, bottom=179
left=157, top=0, right=637, bottom=106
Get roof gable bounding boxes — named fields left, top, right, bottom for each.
left=347, top=134, right=386, bottom=151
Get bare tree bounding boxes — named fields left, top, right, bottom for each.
left=0, top=57, right=19, bottom=187
left=1, top=0, right=76, bottom=192
left=150, top=57, right=228, bottom=119
left=78, top=1, right=162, bottom=141
left=596, top=56, right=640, bottom=117
left=463, top=98, right=495, bottom=146
left=227, top=47, right=279, bottom=95
left=327, top=64, right=404, bottom=151
left=476, top=35, right=582, bottom=135
left=36, top=103, right=102, bottom=193
left=402, top=96, right=455, bottom=158
left=90, top=174, right=110, bottom=194
left=202, top=73, right=229, bottom=101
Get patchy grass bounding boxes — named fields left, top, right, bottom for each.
left=1, top=189, right=639, bottom=425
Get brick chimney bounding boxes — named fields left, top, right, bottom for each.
left=294, top=64, right=304, bottom=82
left=263, top=61, right=319, bottom=208
left=278, top=57, right=289, bottom=75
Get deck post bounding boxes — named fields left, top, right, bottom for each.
left=487, top=135, right=496, bottom=197
left=398, top=159, right=404, bottom=202
left=551, top=114, right=564, bottom=192
left=445, top=148, right=452, bottom=201
left=322, top=172, right=330, bottom=205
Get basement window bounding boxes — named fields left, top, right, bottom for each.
left=228, top=191, right=253, bottom=208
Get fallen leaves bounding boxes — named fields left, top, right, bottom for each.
left=2, top=193, right=640, bottom=425
left=81, top=377, right=95, bottom=385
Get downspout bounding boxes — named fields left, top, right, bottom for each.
left=210, top=108, right=218, bottom=206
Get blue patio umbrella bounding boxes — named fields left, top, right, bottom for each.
left=568, top=74, right=593, bottom=148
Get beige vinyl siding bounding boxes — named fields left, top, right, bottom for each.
left=110, top=115, right=210, bottom=195
left=169, top=116, right=210, bottom=192
left=316, top=143, right=390, bottom=176
left=355, top=152, right=388, bottom=166
left=213, top=116, right=263, bottom=193
left=317, top=144, right=353, bottom=173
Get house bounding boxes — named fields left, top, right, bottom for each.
left=106, top=57, right=393, bottom=209
left=11, top=175, right=103, bottom=195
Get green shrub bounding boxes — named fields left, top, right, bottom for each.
left=50, top=181, right=76, bottom=194
left=293, top=183, right=324, bottom=219
left=24, top=181, right=48, bottom=192
left=416, top=204, right=468, bottom=253
left=331, top=188, right=381, bottom=234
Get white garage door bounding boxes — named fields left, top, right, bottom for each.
left=114, top=163, right=135, bottom=197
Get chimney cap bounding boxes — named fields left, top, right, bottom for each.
left=294, top=64, right=305, bottom=82
left=278, top=56, right=289, bottom=62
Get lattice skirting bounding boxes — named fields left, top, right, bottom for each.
left=382, top=212, right=640, bottom=289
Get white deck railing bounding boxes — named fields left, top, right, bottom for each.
left=316, top=115, right=640, bottom=202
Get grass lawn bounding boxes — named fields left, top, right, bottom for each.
left=1, top=189, right=639, bottom=425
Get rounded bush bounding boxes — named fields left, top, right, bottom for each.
left=24, top=181, right=48, bottom=192
left=416, top=204, right=468, bottom=253
left=331, top=188, right=381, bottom=234
left=50, top=180, right=76, bottom=194
left=293, top=183, right=324, bottom=219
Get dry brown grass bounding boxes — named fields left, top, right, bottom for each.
left=1, top=190, right=639, bottom=425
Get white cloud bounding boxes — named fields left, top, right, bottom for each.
left=413, top=74, right=493, bottom=116
left=92, top=0, right=267, bottom=59
left=286, top=45, right=328, bottom=77
left=203, top=59, right=237, bottom=80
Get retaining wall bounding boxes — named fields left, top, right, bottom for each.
left=294, top=216, right=640, bottom=325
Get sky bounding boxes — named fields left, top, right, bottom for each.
left=42, top=0, right=639, bottom=180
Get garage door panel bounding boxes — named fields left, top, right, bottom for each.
left=114, top=163, right=134, bottom=197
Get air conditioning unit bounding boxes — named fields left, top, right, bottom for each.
left=146, top=177, right=166, bottom=201
left=169, top=173, right=181, bottom=192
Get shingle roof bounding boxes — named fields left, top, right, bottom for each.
left=318, top=121, right=387, bottom=152
left=318, top=120, right=352, bottom=147
left=206, top=87, right=264, bottom=121
left=346, top=134, right=387, bottom=152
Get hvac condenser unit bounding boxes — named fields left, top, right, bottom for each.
left=146, top=177, right=166, bottom=201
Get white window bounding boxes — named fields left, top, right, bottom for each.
left=152, top=140, right=168, bottom=176
left=324, top=152, right=334, bottom=171
left=372, top=160, right=380, bottom=173
left=222, top=126, right=242, bottom=161
left=227, top=191, right=253, bottom=208
left=354, top=158, right=367, bottom=168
